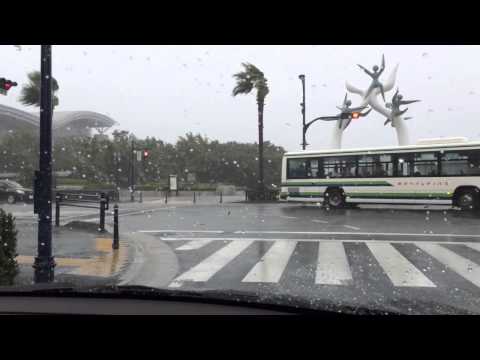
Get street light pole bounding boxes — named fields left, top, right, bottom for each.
left=33, top=45, right=55, bottom=283
left=130, top=139, right=135, bottom=202
left=299, top=74, right=307, bottom=150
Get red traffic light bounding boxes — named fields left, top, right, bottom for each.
left=351, top=112, right=360, bottom=119
left=0, top=78, right=18, bottom=96
left=143, top=150, right=150, bottom=160
left=0, top=78, right=18, bottom=91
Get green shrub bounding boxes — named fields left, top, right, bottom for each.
left=0, top=209, right=18, bottom=285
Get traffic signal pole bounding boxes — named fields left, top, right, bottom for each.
left=33, top=45, right=55, bottom=283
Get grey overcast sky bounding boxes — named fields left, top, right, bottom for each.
left=2, top=45, right=480, bottom=151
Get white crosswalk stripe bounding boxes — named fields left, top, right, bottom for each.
left=243, top=241, right=297, bottom=283
left=416, top=243, right=480, bottom=288
left=176, top=239, right=213, bottom=251
left=169, top=240, right=253, bottom=287
left=167, top=238, right=480, bottom=290
left=466, top=243, right=480, bottom=253
left=316, top=243, right=352, bottom=285
left=367, top=243, right=436, bottom=287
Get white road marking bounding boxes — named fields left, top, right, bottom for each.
left=140, top=230, right=224, bottom=234
left=343, top=225, right=361, bottom=231
left=280, top=216, right=298, bottom=219
left=416, top=243, right=480, bottom=288
left=169, top=240, right=253, bottom=287
left=176, top=239, right=213, bottom=251
left=465, top=243, right=480, bottom=252
left=312, top=219, right=328, bottom=224
left=232, top=230, right=480, bottom=238
left=367, top=243, right=436, bottom=287
left=316, top=243, right=352, bottom=285
left=160, top=237, right=480, bottom=246
left=242, top=241, right=297, bottom=283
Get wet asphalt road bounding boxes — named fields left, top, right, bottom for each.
left=115, top=202, right=480, bottom=314
left=10, top=199, right=480, bottom=314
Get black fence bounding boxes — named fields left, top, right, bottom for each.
left=54, top=189, right=119, bottom=202
left=55, top=191, right=109, bottom=231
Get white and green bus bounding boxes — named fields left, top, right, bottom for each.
left=280, top=138, right=480, bottom=210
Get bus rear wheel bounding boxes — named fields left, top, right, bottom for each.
left=456, top=189, right=478, bottom=210
left=325, top=189, right=345, bottom=209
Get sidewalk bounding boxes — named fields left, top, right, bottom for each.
left=14, top=221, right=130, bottom=287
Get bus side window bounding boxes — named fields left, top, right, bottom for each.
left=309, top=159, right=319, bottom=178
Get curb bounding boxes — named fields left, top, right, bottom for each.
left=117, top=231, right=179, bottom=288
left=74, top=219, right=179, bottom=288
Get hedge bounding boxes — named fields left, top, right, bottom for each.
left=0, top=209, right=18, bottom=285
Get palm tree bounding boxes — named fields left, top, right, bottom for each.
left=18, top=71, right=59, bottom=108
left=232, top=63, right=269, bottom=190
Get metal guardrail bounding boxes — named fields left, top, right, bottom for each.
left=55, top=192, right=109, bottom=231
left=53, top=189, right=119, bottom=202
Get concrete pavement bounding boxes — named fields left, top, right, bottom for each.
left=13, top=221, right=129, bottom=287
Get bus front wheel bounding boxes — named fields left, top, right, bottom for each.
left=325, top=189, right=345, bottom=209
left=456, top=189, right=478, bottom=211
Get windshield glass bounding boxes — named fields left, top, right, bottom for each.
left=2, top=45, right=480, bottom=315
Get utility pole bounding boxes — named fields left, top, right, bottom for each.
left=130, top=139, right=135, bottom=202
left=299, top=74, right=307, bottom=150
left=33, top=45, right=55, bottom=283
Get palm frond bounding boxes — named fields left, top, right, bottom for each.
left=232, top=63, right=269, bottom=100
left=232, top=81, right=253, bottom=96
left=18, top=70, right=60, bottom=108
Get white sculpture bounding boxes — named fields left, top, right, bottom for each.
left=344, top=55, right=413, bottom=147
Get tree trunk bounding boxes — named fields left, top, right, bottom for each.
left=257, top=100, right=264, bottom=191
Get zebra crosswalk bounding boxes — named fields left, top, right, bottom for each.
left=164, top=237, right=480, bottom=293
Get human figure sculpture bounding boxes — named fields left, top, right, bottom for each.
left=384, top=89, right=420, bottom=127
left=357, top=54, right=386, bottom=102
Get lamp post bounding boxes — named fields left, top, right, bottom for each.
left=33, top=45, right=55, bottom=283
left=299, top=74, right=307, bottom=150
left=130, top=140, right=135, bottom=202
